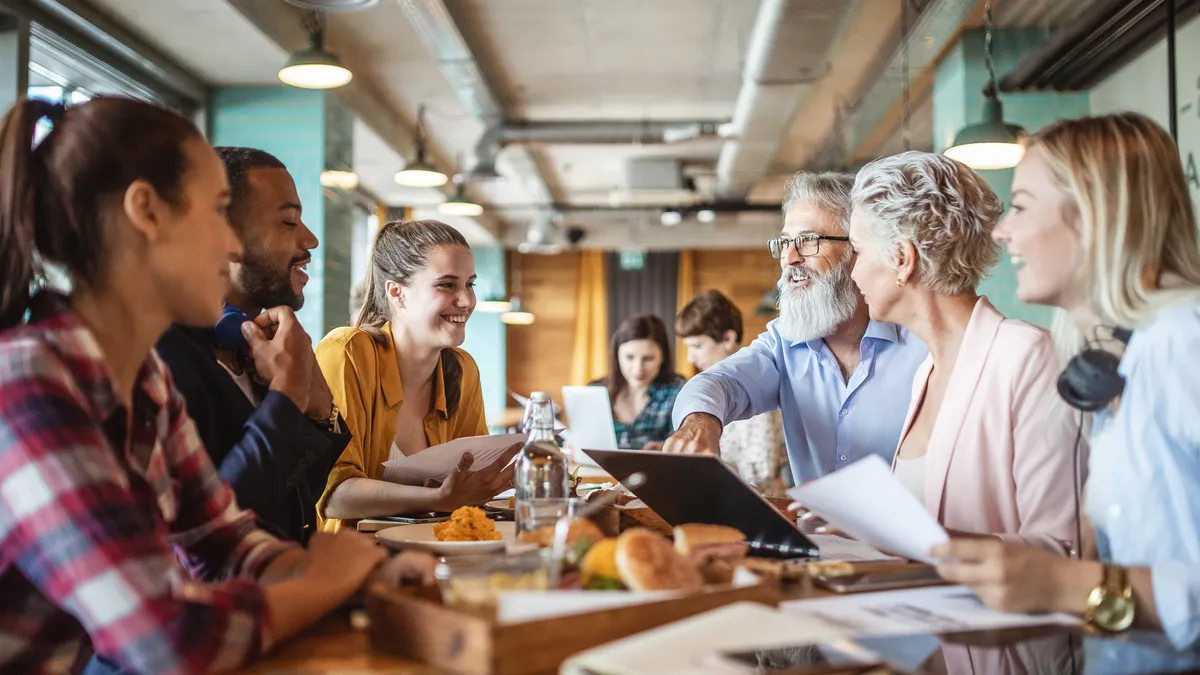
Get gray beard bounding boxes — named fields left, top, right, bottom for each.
left=774, top=260, right=859, bottom=344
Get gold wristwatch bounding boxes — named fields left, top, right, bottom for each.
left=1084, top=564, right=1135, bottom=632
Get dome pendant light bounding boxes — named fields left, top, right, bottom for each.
left=944, top=0, right=1025, bottom=170
left=395, top=105, right=449, bottom=187
left=279, top=12, right=353, bottom=90
left=438, top=183, right=484, bottom=217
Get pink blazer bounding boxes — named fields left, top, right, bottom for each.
left=892, top=297, right=1084, bottom=553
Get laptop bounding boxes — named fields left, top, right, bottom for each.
left=584, top=449, right=819, bottom=559
left=561, top=385, right=635, bottom=466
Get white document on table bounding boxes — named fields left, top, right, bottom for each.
left=781, top=585, right=1079, bottom=637
left=809, top=534, right=901, bottom=562
left=787, top=455, right=948, bottom=563
left=380, top=433, right=526, bottom=484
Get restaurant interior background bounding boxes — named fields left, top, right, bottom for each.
left=3, top=0, right=1197, bottom=427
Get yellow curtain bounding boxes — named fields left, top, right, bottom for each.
left=675, top=250, right=696, bottom=378
left=569, top=251, right=609, bottom=385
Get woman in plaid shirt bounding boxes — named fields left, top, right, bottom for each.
left=0, top=97, right=406, bottom=674
left=594, top=314, right=687, bottom=450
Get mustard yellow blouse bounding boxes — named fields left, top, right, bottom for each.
left=314, top=322, right=488, bottom=532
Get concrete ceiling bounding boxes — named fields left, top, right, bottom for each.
left=80, top=0, right=1103, bottom=249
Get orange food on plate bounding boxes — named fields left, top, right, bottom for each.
left=434, top=506, right=502, bottom=542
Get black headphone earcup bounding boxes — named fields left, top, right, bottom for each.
left=1057, top=349, right=1126, bottom=412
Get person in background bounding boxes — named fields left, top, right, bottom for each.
left=0, top=96, right=408, bottom=674
left=933, top=113, right=1200, bottom=648
left=593, top=314, right=686, bottom=451
left=847, top=150, right=1080, bottom=553
left=676, top=290, right=788, bottom=496
left=664, top=172, right=928, bottom=484
left=153, top=147, right=347, bottom=546
left=316, top=220, right=514, bottom=532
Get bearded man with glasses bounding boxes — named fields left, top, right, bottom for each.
left=664, top=171, right=928, bottom=484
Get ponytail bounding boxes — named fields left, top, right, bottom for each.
left=0, top=95, right=199, bottom=332
left=355, top=268, right=388, bottom=339
left=0, top=99, right=61, bottom=330
left=439, top=348, right=463, bottom=416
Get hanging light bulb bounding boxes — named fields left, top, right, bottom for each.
left=279, top=12, right=353, bottom=89
left=395, top=105, right=449, bottom=187
left=944, top=0, right=1026, bottom=170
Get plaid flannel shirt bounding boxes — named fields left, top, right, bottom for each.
left=0, top=292, right=297, bottom=674
left=612, top=375, right=686, bottom=449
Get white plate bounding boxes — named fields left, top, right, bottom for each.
left=376, top=521, right=517, bottom=555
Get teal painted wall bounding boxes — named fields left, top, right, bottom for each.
left=460, top=245, right=508, bottom=424
left=934, top=29, right=1090, bottom=328
left=210, top=86, right=353, bottom=339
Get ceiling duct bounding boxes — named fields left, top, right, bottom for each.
left=610, top=158, right=697, bottom=207
left=284, top=0, right=380, bottom=12
left=715, top=0, right=851, bottom=199
left=466, top=120, right=728, bottom=180
left=1000, top=0, right=1200, bottom=92
left=397, top=0, right=554, bottom=206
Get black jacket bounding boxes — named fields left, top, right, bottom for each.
left=154, top=324, right=348, bottom=544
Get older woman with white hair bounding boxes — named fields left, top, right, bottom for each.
left=848, top=151, right=1081, bottom=554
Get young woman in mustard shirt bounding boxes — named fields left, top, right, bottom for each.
left=315, top=220, right=515, bottom=532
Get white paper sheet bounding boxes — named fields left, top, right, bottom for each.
left=781, top=585, right=1079, bottom=637
left=787, top=455, right=948, bottom=563
left=809, top=534, right=901, bottom=562
left=560, top=602, right=849, bottom=675
left=380, top=433, right=526, bottom=484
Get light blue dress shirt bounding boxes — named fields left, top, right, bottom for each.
left=1085, top=300, right=1200, bottom=649
left=671, top=318, right=929, bottom=483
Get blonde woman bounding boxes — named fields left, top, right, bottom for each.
left=847, top=151, right=1080, bottom=552
left=934, top=113, right=1200, bottom=648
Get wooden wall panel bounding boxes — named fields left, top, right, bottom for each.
left=692, top=250, right=780, bottom=343
left=504, top=250, right=780, bottom=402
left=506, top=252, right=579, bottom=402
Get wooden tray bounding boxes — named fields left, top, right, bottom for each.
left=365, top=580, right=780, bottom=675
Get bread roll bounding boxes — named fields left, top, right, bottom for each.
left=615, top=528, right=703, bottom=592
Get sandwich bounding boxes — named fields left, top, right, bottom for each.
left=673, top=524, right=749, bottom=584
left=580, top=528, right=704, bottom=592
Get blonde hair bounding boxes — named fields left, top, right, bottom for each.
left=1028, top=113, right=1200, bottom=328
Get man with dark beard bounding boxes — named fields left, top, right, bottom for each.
left=155, top=147, right=348, bottom=544
left=664, top=171, right=928, bottom=484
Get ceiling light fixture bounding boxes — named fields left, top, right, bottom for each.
left=438, top=184, right=484, bottom=217
left=696, top=209, right=716, bottom=224
left=278, top=11, right=353, bottom=89
left=660, top=210, right=682, bottom=227
left=395, top=105, right=449, bottom=187
left=320, top=169, right=359, bottom=190
left=500, top=256, right=534, bottom=325
left=476, top=300, right=513, bottom=313
left=944, top=0, right=1026, bottom=170
left=283, top=0, right=379, bottom=11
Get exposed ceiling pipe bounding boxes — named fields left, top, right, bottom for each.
left=397, top=0, right=555, bottom=207
left=715, top=0, right=851, bottom=199
left=845, top=0, right=975, bottom=162
left=467, top=120, right=729, bottom=179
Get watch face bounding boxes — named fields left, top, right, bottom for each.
left=1094, top=595, right=1136, bottom=632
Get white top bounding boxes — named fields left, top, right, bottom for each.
left=219, top=361, right=258, bottom=405
left=893, top=454, right=926, bottom=503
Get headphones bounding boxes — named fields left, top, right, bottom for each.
left=212, top=304, right=252, bottom=350
left=1056, top=327, right=1133, bottom=412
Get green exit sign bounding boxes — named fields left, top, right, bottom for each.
left=619, top=251, right=646, bottom=270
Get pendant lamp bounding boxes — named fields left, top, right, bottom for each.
left=944, top=0, right=1025, bottom=170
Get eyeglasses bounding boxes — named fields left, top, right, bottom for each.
left=767, top=234, right=850, bottom=259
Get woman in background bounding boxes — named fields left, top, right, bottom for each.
left=316, top=220, right=513, bottom=532
left=593, top=314, right=686, bottom=450
left=676, top=290, right=788, bottom=495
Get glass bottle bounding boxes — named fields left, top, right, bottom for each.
left=514, top=392, right=569, bottom=535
